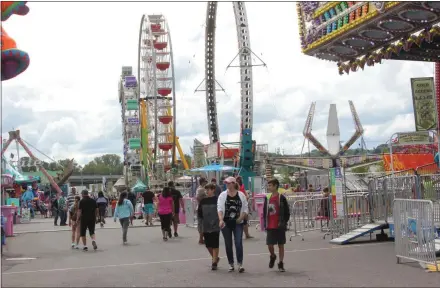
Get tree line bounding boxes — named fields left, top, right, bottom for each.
left=16, top=153, right=193, bottom=175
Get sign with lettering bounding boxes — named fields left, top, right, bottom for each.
left=410, top=77, right=437, bottom=131
left=127, top=118, right=139, bottom=125
left=397, top=131, right=430, bottom=144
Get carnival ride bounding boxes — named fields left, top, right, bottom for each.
left=1, top=1, right=30, bottom=81
left=196, top=2, right=268, bottom=189
left=0, top=130, right=73, bottom=196
left=296, top=3, right=440, bottom=266
left=119, top=14, right=188, bottom=189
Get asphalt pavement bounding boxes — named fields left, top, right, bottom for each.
left=2, top=219, right=440, bottom=287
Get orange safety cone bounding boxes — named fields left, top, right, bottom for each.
left=1, top=27, right=30, bottom=81
left=1, top=1, right=29, bottom=22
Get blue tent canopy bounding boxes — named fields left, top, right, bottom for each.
left=190, top=164, right=239, bottom=173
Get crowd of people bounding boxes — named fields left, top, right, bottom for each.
left=58, top=177, right=291, bottom=273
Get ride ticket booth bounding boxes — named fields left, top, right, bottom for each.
left=254, top=194, right=266, bottom=231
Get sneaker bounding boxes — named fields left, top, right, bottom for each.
left=83, top=246, right=88, bottom=251
left=278, top=261, right=285, bottom=272
left=71, top=243, right=75, bottom=248
left=168, top=230, right=172, bottom=238
left=211, top=262, right=218, bottom=271
left=74, top=245, right=79, bottom=250
left=269, top=254, right=277, bottom=269
left=174, top=232, right=178, bottom=237
left=92, top=240, right=97, bottom=250
left=228, top=264, right=235, bottom=272
left=238, top=264, right=245, bottom=273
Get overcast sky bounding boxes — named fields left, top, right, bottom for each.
left=1, top=2, right=434, bottom=166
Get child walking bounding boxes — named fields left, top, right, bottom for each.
left=113, top=191, right=134, bottom=245
left=68, top=195, right=81, bottom=249
left=197, top=183, right=221, bottom=270
left=263, top=179, right=290, bottom=272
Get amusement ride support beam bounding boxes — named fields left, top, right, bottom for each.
left=205, top=2, right=255, bottom=144
left=2, top=130, right=63, bottom=195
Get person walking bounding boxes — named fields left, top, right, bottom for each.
left=142, top=188, right=156, bottom=226
left=77, top=190, right=98, bottom=251
left=96, top=191, right=108, bottom=228
left=211, top=178, right=222, bottom=198
left=196, top=177, right=208, bottom=244
left=113, top=192, right=134, bottom=245
left=68, top=195, right=81, bottom=249
left=217, top=176, right=248, bottom=273
left=157, top=187, right=174, bottom=241
left=127, top=189, right=137, bottom=225
left=58, top=192, right=68, bottom=226
left=67, top=187, right=77, bottom=210
left=168, top=181, right=184, bottom=237
left=263, top=178, right=290, bottom=272
left=197, top=183, right=221, bottom=270
left=52, top=194, right=59, bottom=225
left=236, top=176, right=253, bottom=239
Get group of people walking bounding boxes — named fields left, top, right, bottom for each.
left=65, top=177, right=291, bottom=273
left=197, top=176, right=290, bottom=273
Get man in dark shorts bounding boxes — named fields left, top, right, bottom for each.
left=77, top=190, right=98, bottom=251
left=168, top=181, right=184, bottom=237
left=263, top=179, right=290, bottom=272
left=142, top=188, right=155, bottom=226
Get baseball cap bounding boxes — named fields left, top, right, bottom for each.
left=223, top=176, right=236, bottom=184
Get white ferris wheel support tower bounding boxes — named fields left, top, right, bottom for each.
left=138, top=14, right=177, bottom=184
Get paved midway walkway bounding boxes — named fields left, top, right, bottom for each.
left=2, top=219, right=440, bottom=287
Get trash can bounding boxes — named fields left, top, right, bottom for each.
left=1, top=205, right=18, bottom=237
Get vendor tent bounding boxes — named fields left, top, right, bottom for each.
left=1, top=155, right=40, bottom=183
left=131, top=179, right=147, bottom=193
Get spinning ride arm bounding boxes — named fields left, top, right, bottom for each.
left=303, top=102, right=330, bottom=156
left=340, top=100, right=364, bottom=155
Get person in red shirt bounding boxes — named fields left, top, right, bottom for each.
left=263, top=179, right=290, bottom=272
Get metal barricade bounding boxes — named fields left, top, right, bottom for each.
left=184, top=198, right=198, bottom=228
left=393, top=199, right=438, bottom=272
left=247, top=197, right=260, bottom=227
left=342, top=192, right=370, bottom=233
left=289, top=197, right=330, bottom=241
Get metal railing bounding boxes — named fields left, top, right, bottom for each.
left=393, top=199, right=439, bottom=272
left=289, top=197, right=331, bottom=240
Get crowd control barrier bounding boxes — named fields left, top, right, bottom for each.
left=393, top=199, right=439, bottom=272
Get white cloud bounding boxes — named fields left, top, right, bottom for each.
left=1, top=2, right=434, bottom=166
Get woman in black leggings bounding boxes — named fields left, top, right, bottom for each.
left=157, top=187, right=174, bottom=241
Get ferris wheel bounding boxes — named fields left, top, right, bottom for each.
left=138, top=14, right=176, bottom=183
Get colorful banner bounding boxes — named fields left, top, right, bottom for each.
left=383, top=154, right=434, bottom=171
left=329, top=167, right=344, bottom=218
left=410, top=77, right=438, bottom=131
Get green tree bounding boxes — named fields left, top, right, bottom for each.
left=184, top=154, right=192, bottom=169
left=82, top=154, right=124, bottom=175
